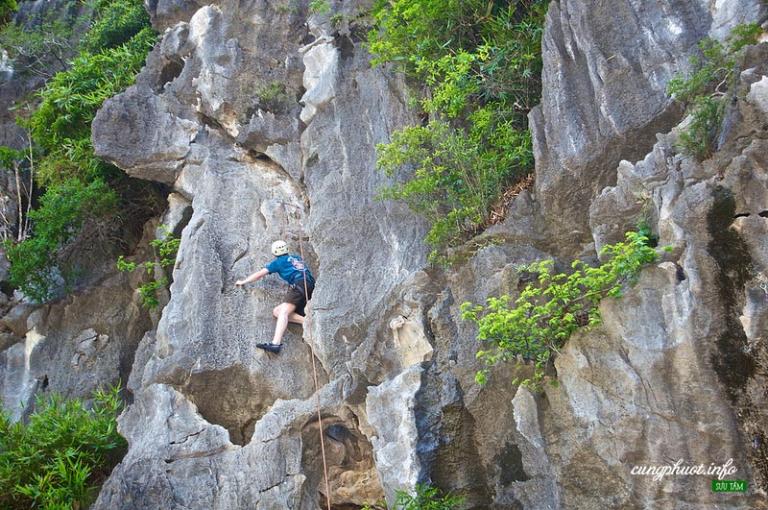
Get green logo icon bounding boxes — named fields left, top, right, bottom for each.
left=711, top=480, right=748, bottom=492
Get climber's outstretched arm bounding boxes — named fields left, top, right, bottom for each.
left=235, top=268, right=269, bottom=286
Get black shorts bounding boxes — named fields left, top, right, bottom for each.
left=286, top=281, right=314, bottom=316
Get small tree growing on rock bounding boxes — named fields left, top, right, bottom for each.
left=462, top=231, right=658, bottom=388
left=117, top=226, right=180, bottom=309
left=668, top=23, right=762, bottom=160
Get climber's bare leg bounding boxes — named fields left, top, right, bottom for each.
left=272, top=302, right=297, bottom=345
left=273, top=305, right=305, bottom=325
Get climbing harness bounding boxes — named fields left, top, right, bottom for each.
left=281, top=202, right=332, bottom=510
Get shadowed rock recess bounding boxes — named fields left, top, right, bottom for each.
left=1, top=0, right=768, bottom=508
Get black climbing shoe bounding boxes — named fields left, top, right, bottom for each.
left=256, top=343, right=282, bottom=354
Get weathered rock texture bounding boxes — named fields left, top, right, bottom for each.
left=0, top=257, right=153, bottom=421
left=3, top=0, right=768, bottom=509
left=90, top=0, right=768, bottom=507
left=530, top=0, right=763, bottom=253
left=92, top=0, right=426, bottom=507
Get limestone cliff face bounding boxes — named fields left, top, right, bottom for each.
left=2, top=0, right=768, bottom=508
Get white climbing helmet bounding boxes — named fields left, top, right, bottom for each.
left=271, top=240, right=288, bottom=256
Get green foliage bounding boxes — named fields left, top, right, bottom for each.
left=330, top=13, right=345, bottom=28
left=0, top=145, right=24, bottom=168
left=368, top=0, right=490, bottom=73
left=362, top=484, right=462, bottom=510
left=0, top=0, right=147, bottom=72
left=635, top=218, right=658, bottom=248
left=668, top=23, right=761, bottom=159
left=676, top=95, right=724, bottom=160
left=393, top=484, right=463, bottom=510
left=0, top=8, right=79, bottom=78
left=0, top=384, right=126, bottom=510
left=309, top=0, right=331, bottom=14
left=5, top=179, right=116, bottom=302
left=255, top=81, right=293, bottom=113
left=370, top=0, right=549, bottom=260
left=24, top=0, right=152, bottom=168
left=5, top=0, right=157, bottom=302
left=378, top=116, right=532, bottom=255
left=0, top=0, right=17, bottom=24
left=461, top=232, right=658, bottom=388
left=82, top=0, right=151, bottom=52
left=135, top=278, right=168, bottom=309
left=117, top=226, right=180, bottom=309
left=30, top=27, right=156, bottom=186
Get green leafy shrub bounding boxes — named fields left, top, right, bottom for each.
left=0, top=0, right=148, bottom=76
left=0, top=9, right=79, bottom=78
left=5, top=0, right=158, bottom=302
left=362, top=483, right=463, bottom=510
left=675, top=95, right=723, bottom=160
left=369, top=0, right=549, bottom=261
left=5, top=178, right=117, bottom=302
left=378, top=116, right=532, bottom=253
left=394, top=484, right=463, bottom=510
left=330, top=13, right=345, bottom=28
left=635, top=218, right=658, bottom=248
left=309, top=0, right=331, bottom=14
left=117, top=226, right=180, bottom=309
left=29, top=27, right=156, bottom=186
left=668, top=23, right=761, bottom=159
left=81, top=0, right=151, bottom=52
left=368, top=1, right=493, bottom=73
left=0, top=0, right=17, bottom=24
left=0, top=385, right=127, bottom=510
left=255, top=81, right=293, bottom=113
left=0, top=145, right=21, bottom=164
left=461, top=231, right=658, bottom=388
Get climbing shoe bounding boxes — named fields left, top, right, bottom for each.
left=256, top=343, right=282, bottom=354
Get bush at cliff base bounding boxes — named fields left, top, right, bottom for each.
left=0, top=385, right=126, bottom=509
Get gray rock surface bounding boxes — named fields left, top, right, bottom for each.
left=545, top=56, right=768, bottom=510
left=366, top=365, right=424, bottom=503
left=146, top=0, right=211, bottom=30
left=90, top=0, right=768, bottom=507
left=92, top=1, right=428, bottom=508
left=530, top=0, right=766, bottom=254
left=0, top=267, right=152, bottom=420
left=3, top=0, right=768, bottom=508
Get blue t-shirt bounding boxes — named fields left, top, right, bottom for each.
left=266, top=254, right=314, bottom=286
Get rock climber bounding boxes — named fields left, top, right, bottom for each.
left=235, top=240, right=315, bottom=354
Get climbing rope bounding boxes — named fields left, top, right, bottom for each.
left=282, top=202, right=332, bottom=510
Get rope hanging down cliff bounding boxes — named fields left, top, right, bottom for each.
left=282, top=202, right=331, bottom=510
left=233, top=203, right=332, bottom=509
left=292, top=211, right=332, bottom=510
